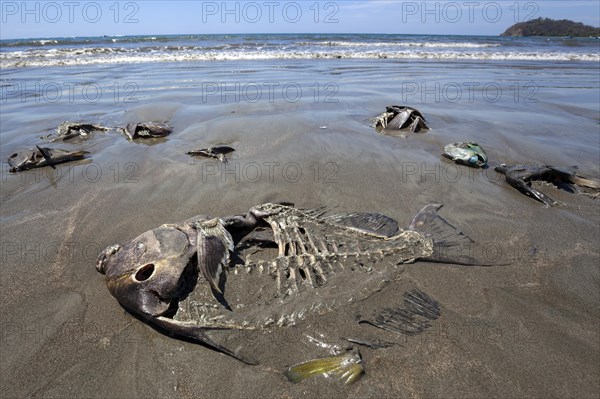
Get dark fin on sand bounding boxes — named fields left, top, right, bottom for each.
left=187, top=146, right=235, bottom=164
left=153, top=316, right=258, bottom=365
left=403, top=289, right=441, bottom=321
left=325, top=213, right=399, bottom=238
left=359, top=289, right=440, bottom=336
left=359, top=307, right=433, bottom=336
left=36, top=145, right=56, bottom=169
left=284, top=349, right=364, bottom=385
left=513, top=180, right=558, bottom=206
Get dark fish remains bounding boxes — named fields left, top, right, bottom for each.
left=187, top=146, right=235, bottom=163
left=119, top=122, right=173, bottom=140
left=96, top=203, right=489, bottom=364
left=52, top=122, right=109, bottom=141
left=495, top=163, right=600, bottom=206
left=374, top=105, right=429, bottom=134
left=7, top=146, right=90, bottom=173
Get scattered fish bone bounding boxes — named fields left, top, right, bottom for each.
left=51, top=122, right=110, bottom=141
left=187, top=146, right=235, bottom=163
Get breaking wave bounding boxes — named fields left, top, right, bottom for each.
left=2, top=34, right=598, bottom=68
left=1, top=48, right=598, bottom=68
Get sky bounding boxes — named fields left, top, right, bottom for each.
left=1, top=0, right=599, bottom=40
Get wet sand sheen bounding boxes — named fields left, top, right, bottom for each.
left=1, top=59, right=599, bottom=398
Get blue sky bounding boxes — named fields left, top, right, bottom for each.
left=1, top=1, right=599, bottom=39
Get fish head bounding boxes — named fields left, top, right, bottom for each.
left=494, top=163, right=509, bottom=175
left=96, top=225, right=197, bottom=317
left=7, top=150, right=41, bottom=172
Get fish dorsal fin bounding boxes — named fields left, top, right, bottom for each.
left=324, top=213, right=399, bottom=238
left=35, top=145, right=56, bottom=169
left=548, top=166, right=600, bottom=189
left=548, top=165, right=578, bottom=176
left=195, top=218, right=234, bottom=295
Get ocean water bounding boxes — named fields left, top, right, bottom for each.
left=1, top=33, right=599, bottom=68
left=1, top=34, right=599, bottom=398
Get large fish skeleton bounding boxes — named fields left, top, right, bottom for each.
left=96, top=203, right=478, bottom=364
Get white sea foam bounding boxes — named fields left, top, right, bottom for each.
left=300, top=41, right=501, bottom=48
left=37, top=40, right=58, bottom=45
left=1, top=48, right=598, bottom=68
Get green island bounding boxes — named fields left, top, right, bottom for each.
left=501, top=17, right=600, bottom=37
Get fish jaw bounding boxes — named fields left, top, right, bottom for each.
left=105, top=256, right=194, bottom=317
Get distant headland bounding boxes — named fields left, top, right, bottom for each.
left=501, top=17, right=600, bottom=37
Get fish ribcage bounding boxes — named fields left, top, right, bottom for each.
left=255, top=215, right=419, bottom=298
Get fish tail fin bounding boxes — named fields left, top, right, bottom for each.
left=409, top=204, right=508, bottom=266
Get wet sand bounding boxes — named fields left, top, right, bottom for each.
left=1, top=59, right=599, bottom=398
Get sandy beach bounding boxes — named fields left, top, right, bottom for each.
left=1, top=42, right=599, bottom=398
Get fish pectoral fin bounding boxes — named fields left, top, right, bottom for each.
left=35, top=145, right=56, bottom=169
left=409, top=116, right=428, bottom=133
left=195, top=219, right=235, bottom=295
left=284, top=350, right=364, bottom=385
left=385, top=110, right=411, bottom=130
left=153, top=316, right=258, bottom=365
left=521, top=185, right=557, bottom=206
left=510, top=179, right=557, bottom=206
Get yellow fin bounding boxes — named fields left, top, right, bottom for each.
left=284, top=350, right=364, bottom=385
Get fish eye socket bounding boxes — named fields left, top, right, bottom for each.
left=135, top=263, right=155, bottom=282
left=9, top=153, right=18, bottom=158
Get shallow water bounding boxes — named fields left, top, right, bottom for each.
left=1, top=48, right=599, bottom=398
